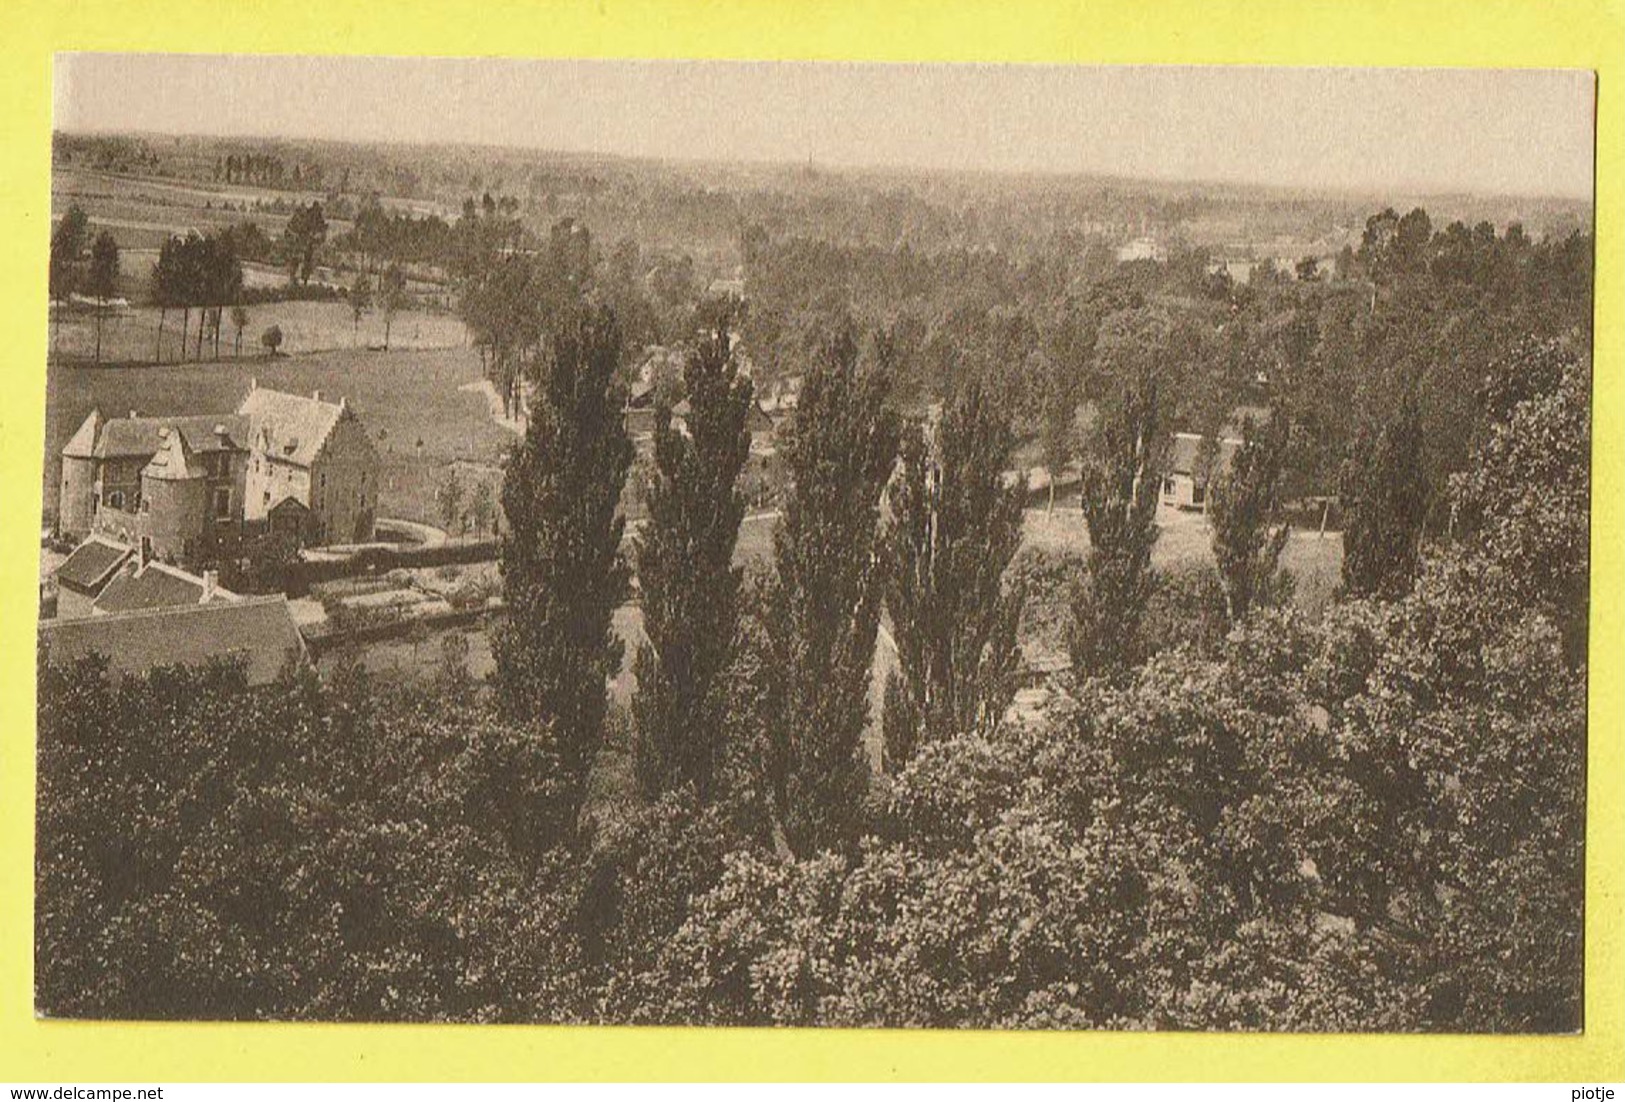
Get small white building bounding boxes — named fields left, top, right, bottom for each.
left=1161, top=432, right=1243, bottom=511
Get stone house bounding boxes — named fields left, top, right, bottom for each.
left=58, top=382, right=380, bottom=565
left=240, top=382, right=380, bottom=546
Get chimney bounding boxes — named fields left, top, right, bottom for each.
left=135, top=539, right=148, bottom=572
left=129, top=410, right=138, bottom=420
left=312, top=389, right=323, bottom=403
left=339, top=396, right=348, bottom=412
left=200, top=569, right=217, bottom=603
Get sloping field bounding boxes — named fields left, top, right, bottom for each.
left=49, top=300, right=467, bottom=366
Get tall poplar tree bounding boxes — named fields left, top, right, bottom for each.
left=494, top=305, right=634, bottom=841
left=1069, top=370, right=1161, bottom=675
left=86, top=232, right=120, bottom=366
left=880, top=380, right=1027, bottom=769
left=1208, top=414, right=1292, bottom=624
left=632, top=315, right=755, bottom=802
left=766, top=329, right=899, bottom=855
left=49, top=206, right=89, bottom=354
left=1341, top=391, right=1429, bottom=600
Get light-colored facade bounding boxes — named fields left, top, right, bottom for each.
left=58, top=383, right=380, bottom=565
left=1161, top=432, right=1243, bottom=512
left=240, top=384, right=380, bottom=545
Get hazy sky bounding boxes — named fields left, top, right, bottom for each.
left=54, top=55, right=1596, bottom=199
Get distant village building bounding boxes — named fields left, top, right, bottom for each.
left=705, top=276, right=746, bottom=300
left=1161, top=432, right=1243, bottom=511
left=1115, top=236, right=1167, bottom=263
left=59, top=382, right=380, bottom=564
left=758, top=373, right=803, bottom=414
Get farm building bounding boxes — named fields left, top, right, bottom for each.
left=50, top=534, right=235, bottom=620
left=39, top=594, right=307, bottom=689
left=1161, top=432, right=1244, bottom=511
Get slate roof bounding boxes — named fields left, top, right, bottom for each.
left=239, top=387, right=346, bottom=468
left=94, top=562, right=225, bottom=614
left=142, top=426, right=206, bottom=481
left=63, top=412, right=250, bottom=460
left=61, top=409, right=104, bottom=459
left=54, top=537, right=132, bottom=593
left=40, top=595, right=306, bottom=687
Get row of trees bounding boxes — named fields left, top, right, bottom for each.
left=150, top=230, right=248, bottom=362
left=48, top=206, right=121, bottom=363
left=346, top=265, right=409, bottom=350
left=37, top=318, right=1588, bottom=1028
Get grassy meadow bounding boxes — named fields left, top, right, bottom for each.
left=49, top=300, right=468, bottom=367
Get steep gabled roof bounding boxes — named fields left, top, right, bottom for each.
left=85, top=414, right=251, bottom=459
left=142, top=426, right=206, bottom=481
left=62, top=409, right=104, bottom=459
left=267, top=495, right=310, bottom=518
left=40, top=595, right=306, bottom=688
left=239, top=386, right=348, bottom=468
left=54, top=537, right=131, bottom=593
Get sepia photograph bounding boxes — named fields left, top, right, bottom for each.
left=35, top=54, right=1594, bottom=1032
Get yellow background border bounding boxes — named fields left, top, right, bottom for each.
left=2, top=0, right=1621, bottom=1082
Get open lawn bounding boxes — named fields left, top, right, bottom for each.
left=44, top=345, right=512, bottom=527
left=49, top=300, right=467, bottom=367
left=1022, top=503, right=1344, bottom=614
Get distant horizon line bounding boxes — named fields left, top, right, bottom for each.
left=53, top=125, right=1597, bottom=208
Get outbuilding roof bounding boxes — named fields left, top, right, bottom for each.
left=40, top=595, right=306, bottom=687
left=1167, top=432, right=1244, bottom=480
left=54, top=537, right=132, bottom=593
left=94, top=561, right=230, bottom=614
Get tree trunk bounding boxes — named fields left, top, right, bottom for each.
left=384, top=312, right=392, bottom=352
left=180, top=308, right=189, bottom=362
left=196, top=308, right=205, bottom=360
left=94, top=301, right=103, bottom=364
left=156, top=307, right=165, bottom=364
